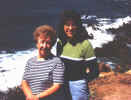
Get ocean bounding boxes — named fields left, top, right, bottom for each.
left=0, top=0, right=131, bottom=93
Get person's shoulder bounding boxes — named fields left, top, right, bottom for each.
left=57, top=38, right=62, bottom=45
left=52, top=56, right=61, bottom=61
left=82, top=39, right=92, bottom=46
left=27, top=56, right=37, bottom=64
left=52, top=56, right=63, bottom=63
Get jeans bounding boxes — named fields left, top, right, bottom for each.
left=69, top=79, right=90, bottom=100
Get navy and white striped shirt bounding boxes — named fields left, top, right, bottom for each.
left=23, top=56, right=65, bottom=95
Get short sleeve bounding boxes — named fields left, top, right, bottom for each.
left=53, top=59, right=65, bottom=84
left=23, top=61, right=30, bottom=81
left=82, top=40, right=96, bottom=60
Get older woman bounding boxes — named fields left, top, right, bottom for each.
left=21, top=25, right=65, bottom=100
left=56, top=10, right=99, bottom=100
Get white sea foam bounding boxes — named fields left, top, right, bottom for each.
left=0, top=48, right=37, bottom=92
left=85, top=16, right=131, bottom=48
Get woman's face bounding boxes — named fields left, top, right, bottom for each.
left=36, top=34, right=52, bottom=58
left=64, top=20, right=77, bottom=38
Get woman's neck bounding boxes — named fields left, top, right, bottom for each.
left=37, top=56, right=45, bottom=61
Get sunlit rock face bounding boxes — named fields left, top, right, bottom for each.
left=89, top=73, right=131, bottom=100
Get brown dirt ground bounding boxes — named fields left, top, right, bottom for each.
left=89, top=72, right=131, bottom=100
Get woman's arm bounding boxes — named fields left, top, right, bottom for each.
left=36, top=83, right=61, bottom=99
left=21, top=80, right=34, bottom=99
left=86, top=59, right=99, bottom=82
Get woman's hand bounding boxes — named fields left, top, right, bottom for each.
left=26, top=95, right=39, bottom=100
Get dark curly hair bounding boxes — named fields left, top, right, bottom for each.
left=57, top=10, right=92, bottom=45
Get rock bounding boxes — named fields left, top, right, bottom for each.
left=89, top=73, right=131, bottom=100
left=125, top=70, right=131, bottom=74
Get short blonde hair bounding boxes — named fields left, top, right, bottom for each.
left=33, top=25, right=57, bottom=46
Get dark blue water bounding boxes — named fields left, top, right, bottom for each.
left=0, top=0, right=130, bottom=51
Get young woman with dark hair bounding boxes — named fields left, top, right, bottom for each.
left=56, top=10, right=99, bottom=100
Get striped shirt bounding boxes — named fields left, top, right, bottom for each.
left=23, top=56, right=65, bottom=95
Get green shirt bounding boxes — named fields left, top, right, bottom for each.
left=57, top=39, right=98, bottom=81
left=60, top=39, right=96, bottom=60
